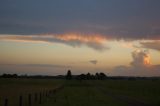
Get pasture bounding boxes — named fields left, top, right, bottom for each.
left=0, top=78, right=160, bottom=106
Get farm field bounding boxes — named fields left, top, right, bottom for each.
left=0, top=78, right=160, bottom=106
left=0, top=78, right=63, bottom=106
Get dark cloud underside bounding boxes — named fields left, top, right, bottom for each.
left=140, top=41, right=160, bottom=51
left=0, top=0, right=160, bottom=40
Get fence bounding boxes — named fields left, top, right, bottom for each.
left=1, top=85, right=64, bottom=106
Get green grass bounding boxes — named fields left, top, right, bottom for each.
left=0, top=78, right=160, bottom=106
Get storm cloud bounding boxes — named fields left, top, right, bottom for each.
left=0, top=34, right=108, bottom=51
left=111, top=49, right=160, bottom=76
left=130, top=50, right=151, bottom=67
left=140, top=41, right=160, bottom=51
left=0, top=0, right=160, bottom=40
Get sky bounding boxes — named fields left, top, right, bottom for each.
left=0, top=0, right=160, bottom=76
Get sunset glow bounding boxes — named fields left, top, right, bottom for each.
left=56, top=33, right=106, bottom=43
left=143, top=54, right=151, bottom=66
left=0, top=0, right=160, bottom=76
left=0, top=33, right=107, bottom=45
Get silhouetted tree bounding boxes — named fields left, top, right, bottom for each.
left=95, top=73, right=100, bottom=80
left=75, top=72, right=108, bottom=80
left=99, top=72, right=107, bottom=80
left=66, top=70, right=72, bottom=80
left=1, top=73, right=18, bottom=78
left=95, top=72, right=107, bottom=80
left=76, top=74, right=86, bottom=80
left=13, top=74, right=18, bottom=78
left=90, top=74, right=95, bottom=80
left=86, top=73, right=91, bottom=80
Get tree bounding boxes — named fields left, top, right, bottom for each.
left=99, top=72, right=107, bottom=80
left=1, top=73, right=18, bottom=78
left=95, top=72, right=107, bottom=80
left=95, top=73, right=100, bottom=80
left=66, top=70, right=72, bottom=80
left=86, top=73, right=91, bottom=80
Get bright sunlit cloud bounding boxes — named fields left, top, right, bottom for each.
left=0, top=33, right=108, bottom=51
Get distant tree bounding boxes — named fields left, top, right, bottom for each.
left=90, top=74, right=96, bottom=80
left=1, top=73, right=7, bottom=78
left=99, top=72, right=107, bottom=80
left=13, top=74, right=18, bottom=78
left=76, top=74, right=86, bottom=80
left=86, top=73, right=91, bottom=80
left=66, top=70, right=72, bottom=80
left=1, top=73, right=18, bottom=78
left=95, top=72, right=107, bottom=80
left=95, top=73, right=100, bottom=80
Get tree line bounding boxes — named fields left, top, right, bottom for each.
left=1, top=71, right=160, bottom=80
left=66, top=70, right=107, bottom=80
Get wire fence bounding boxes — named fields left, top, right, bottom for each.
left=1, top=85, right=64, bottom=106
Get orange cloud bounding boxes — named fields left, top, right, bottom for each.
left=130, top=49, right=151, bottom=67
left=0, top=33, right=108, bottom=51
left=143, top=53, right=151, bottom=66
left=111, top=49, right=160, bottom=77
left=120, top=42, right=134, bottom=49
left=55, top=33, right=106, bottom=44
left=0, top=35, right=48, bottom=43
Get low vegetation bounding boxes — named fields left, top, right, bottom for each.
left=0, top=78, right=160, bottom=106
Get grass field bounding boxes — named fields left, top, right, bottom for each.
left=0, top=78, right=63, bottom=106
left=0, top=78, right=160, bottom=106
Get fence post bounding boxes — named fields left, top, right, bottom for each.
left=49, top=90, right=51, bottom=97
left=54, top=97, right=57, bottom=103
left=42, top=91, right=44, bottom=98
left=4, top=98, right=8, bottom=106
left=28, top=94, right=31, bottom=106
left=46, top=91, right=48, bottom=97
left=52, top=90, right=54, bottom=95
left=47, top=90, right=49, bottom=97
left=34, top=93, right=37, bottom=102
left=39, top=93, right=42, bottom=104
left=19, top=96, right=22, bottom=106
